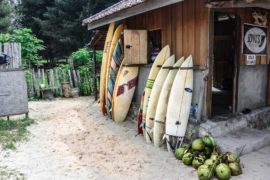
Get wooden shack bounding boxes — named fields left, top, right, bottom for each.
left=83, top=0, right=270, bottom=120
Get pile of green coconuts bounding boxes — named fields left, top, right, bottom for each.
left=175, top=136, right=242, bottom=180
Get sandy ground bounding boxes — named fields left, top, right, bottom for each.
left=0, top=97, right=269, bottom=180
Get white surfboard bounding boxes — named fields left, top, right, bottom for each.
left=166, top=55, right=193, bottom=138
left=153, top=57, right=185, bottom=147
left=142, top=45, right=170, bottom=137
left=145, top=55, right=175, bottom=143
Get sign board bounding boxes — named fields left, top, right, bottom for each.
left=0, top=70, right=28, bottom=117
left=243, top=23, right=268, bottom=55
left=246, top=54, right=256, bottom=65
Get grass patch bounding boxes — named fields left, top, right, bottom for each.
left=0, top=166, right=26, bottom=179
left=0, top=118, right=34, bottom=150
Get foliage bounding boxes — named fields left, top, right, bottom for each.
left=0, top=28, right=45, bottom=68
left=0, top=0, right=12, bottom=33
left=0, top=118, right=34, bottom=150
left=70, top=48, right=91, bottom=67
left=20, top=0, right=120, bottom=61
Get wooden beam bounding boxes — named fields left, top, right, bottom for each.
left=86, top=0, right=184, bottom=30
left=206, top=0, right=270, bottom=9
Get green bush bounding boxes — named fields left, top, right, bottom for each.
left=70, top=48, right=91, bottom=67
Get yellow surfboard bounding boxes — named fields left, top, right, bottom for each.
left=100, top=23, right=115, bottom=115
left=105, top=23, right=126, bottom=115
left=142, top=45, right=170, bottom=138
left=112, top=59, right=139, bottom=122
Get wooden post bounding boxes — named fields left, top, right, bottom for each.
left=73, top=70, right=78, bottom=87
left=49, top=69, right=54, bottom=91
left=93, top=48, right=98, bottom=101
left=42, top=69, right=45, bottom=84
left=55, top=68, right=62, bottom=96
left=76, top=70, right=81, bottom=85
left=68, top=70, right=73, bottom=88
left=32, top=69, right=37, bottom=95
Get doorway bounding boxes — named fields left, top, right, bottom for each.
left=211, top=12, right=239, bottom=116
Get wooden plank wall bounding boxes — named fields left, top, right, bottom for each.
left=126, top=0, right=209, bottom=66
left=0, top=43, right=22, bottom=70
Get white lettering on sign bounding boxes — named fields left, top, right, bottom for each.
left=244, top=27, right=267, bottom=54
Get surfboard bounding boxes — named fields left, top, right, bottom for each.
left=112, top=59, right=139, bottom=123
left=138, top=92, right=145, bottom=134
left=142, top=45, right=170, bottom=137
left=107, top=37, right=124, bottom=117
left=105, top=24, right=126, bottom=117
left=153, top=57, right=185, bottom=147
left=99, top=23, right=115, bottom=115
left=166, top=55, right=193, bottom=139
left=145, top=55, right=175, bottom=143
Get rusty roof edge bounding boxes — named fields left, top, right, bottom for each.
left=82, top=0, right=147, bottom=26
left=83, top=0, right=185, bottom=30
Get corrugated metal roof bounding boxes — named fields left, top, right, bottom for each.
left=82, top=0, right=147, bottom=25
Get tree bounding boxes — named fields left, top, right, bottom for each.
left=20, top=0, right=120, bottom=62
left=0, top=0, right=12, bottom=33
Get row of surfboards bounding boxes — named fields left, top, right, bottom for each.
left=99, top=22, right=194, bottom=150
left=138, top=46, right=194, bottom=149
left=99, top=22, right=139, bottom=123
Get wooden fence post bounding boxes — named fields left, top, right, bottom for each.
left=73, top=70, right=78, bottom=87
left=41, top=69, right=45, bottom=84
left=49, top=69, right=54, bottom=91
left=93, top=48, right=98, bottom=101
left=68, top=70, right=73, bottom=88
left=56, top=68, right=62, bottom=96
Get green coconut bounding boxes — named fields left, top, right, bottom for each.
left=183, top=152, right=194, bottom=166
left=197, top=164, right=214, bottom=180
left=224, top=152, right=240, bottom=163
left=175, top=147, right=187, bottom=160
left=202, top=135, right=216, bottom=148
left=192, top=156, right=205, bottom=169
left=192, top=138, right=205, bottom=151
left=229, top=162, right=242, bottom=176
left=204, top=159, right=217, bottom=168
left=210, top=153, right=219, bottom=162
left=215, top=163, right=231, bottom=180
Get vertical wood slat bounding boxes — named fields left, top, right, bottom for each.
left=30, top=70, right=34, bottom=96
left=73, top=70, right=78, bottom=87
left=37, top=69, right=41, bottom=87
left=49, top=69, right=54, bottom=91
left=0, top=43, right=21, bottom=69
left=41, top=69, right=45, bottom=84
left=56, top=68, right=62, bottom=96
left=77, top=70, right=81, bottom=85
left=183, top=0, right=196, bottom=58
left=68, top=70, right=73, bottom=88
left=162, top=5, right=172, bottom=49
left=32, top=69, right=38, bottom=94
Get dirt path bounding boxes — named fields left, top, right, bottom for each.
left=0, top=97, right=194, bottom=179
left=0, top=97, right=269, bottom=180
